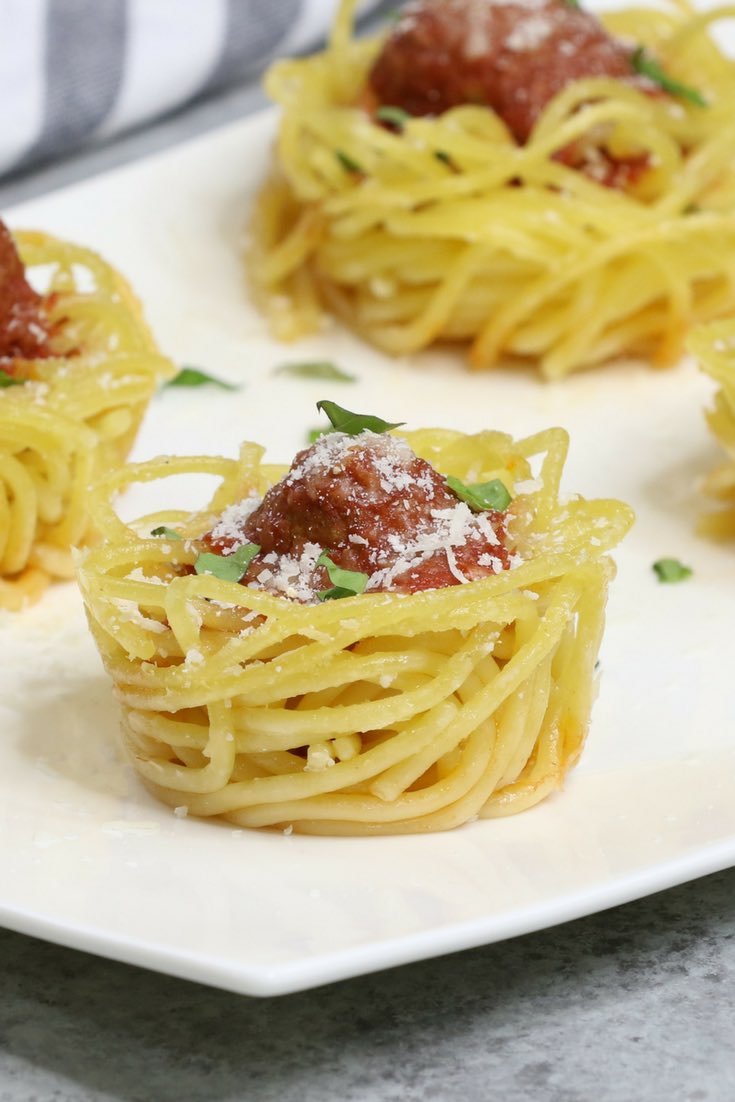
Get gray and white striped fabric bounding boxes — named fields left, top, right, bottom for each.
left=0, top=0, right=382, bottom=179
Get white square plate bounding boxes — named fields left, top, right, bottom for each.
left=2, top=100, right=735, bottom=996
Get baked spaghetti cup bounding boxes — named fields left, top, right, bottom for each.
left=0, top=224, right=173, bottom=609
left=78, top=404, right=633, bottom=835
left=688, top=319, right=735, bottom=538
left=252, top=0, right=735, bottom=379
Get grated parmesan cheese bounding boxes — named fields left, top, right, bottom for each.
left=210, top=495, right=261, bottom=550
left=368, top=500, right=514, bottom=590
left=125, top=568, right=167, bottom=585
left=111, top=599, right=167, bottom=633
left=514, top=477, right=543, bottom=494
left=506, top=13, right=552, bottom=51
left=305, top=744, right=336, bottom=772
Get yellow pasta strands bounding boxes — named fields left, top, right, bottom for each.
left=0, top=231, right=173, bottom=610
left=688, top=319, right=735, bottom=538
left=251, top=0, right=735, bottom=379
left=78, top=426, right=633, bottom=835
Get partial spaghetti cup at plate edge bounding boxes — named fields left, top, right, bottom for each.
left=0, top=224, right=174, bottom=611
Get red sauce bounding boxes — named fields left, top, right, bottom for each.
left=0, top=220, right=51, bottom=365
left=368, top=0, right=656, bottom=188
left=389, top=538, right=511, bottom=592
left=203, top=431, right=513, bottom=599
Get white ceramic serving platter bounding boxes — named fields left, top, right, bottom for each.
left=2, top=97, right=735, bottom=996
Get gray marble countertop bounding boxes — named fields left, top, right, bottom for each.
left=2, top=871, right=735, bottom=1102
left=2, top=80, right=735, bottom=1102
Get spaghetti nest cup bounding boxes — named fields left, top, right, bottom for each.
left=688, top=319, right=735, bottom=538
left=0, top=223, right=173, bottom=610
left=252, top=0, right=735, bottom=379
left=77, top=403, right=634, bottom=835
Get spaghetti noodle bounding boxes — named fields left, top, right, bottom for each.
left=77, top=416, right=633, bottom=835
left=251, top=0, right=735, bottom=379
left=688, top=320, right=735, bottom=538
left=0, top=227, right=173, bottom=610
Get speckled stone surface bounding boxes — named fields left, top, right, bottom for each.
left=1, top=869, right=735, bottom=1102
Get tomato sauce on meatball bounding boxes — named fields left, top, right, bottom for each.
left=368, top=0, right=655, bottom=186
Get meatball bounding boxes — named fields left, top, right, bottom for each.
left=368, top=0, right=645, bottom=144
left=205, top=430, right=512, bottom=600
left=243, top=431, right=463, bottom=573
left=0, top=220, right=51, bottom=363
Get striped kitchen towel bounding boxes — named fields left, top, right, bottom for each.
left=0, top=0, right=384, bottom=178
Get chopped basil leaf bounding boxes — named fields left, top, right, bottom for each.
left=317, top=551, right=369, bottom=601
left=336, top=150, right=363, bottom=174
left=151, top=526, right=182, bottom=540
left=275, top=361, right=355, bottom=383
left=165, top=366, right=239, bottom=391
left=0, top=368, right=23, bottom=388
left=434, top=149, right=460, bottom=173
left=194, top=542, right=260, bottom=582
left=446, top=475, right=512, bottom=512
left=319, top=585, right=361, bottom=601
left=316, top=399, right=404, bottom=436
left=376, top=105, right=412, bottom=130
left=653, top=558, right=693, bottom=583
left=631, top=48, right=706, bottom=107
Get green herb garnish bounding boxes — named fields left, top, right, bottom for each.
left=631, top=48, right=706, bottom=107
left=376, top=106, right=412, bottom=131
left=336, top=150, right=363, bottom=174
left=434, top=149, right=460, bottom=173
left=316, top=399, right=404, bottom=436
left=0, top=369, right=23, bottom=389
left=317, top=551, right=369, bottom=601
left=446, top=475, right=512, bottom=513
left=275, top=361, right=355, bottom=383
left=165, top=366, right=239, bottom=391
left=653, top=558, right=693, bottom=583
left=308, top=427, right=327, bottom=443
left=194, top=543, right=260, bottom=582
left=151, top=526, right=182, bottom=540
